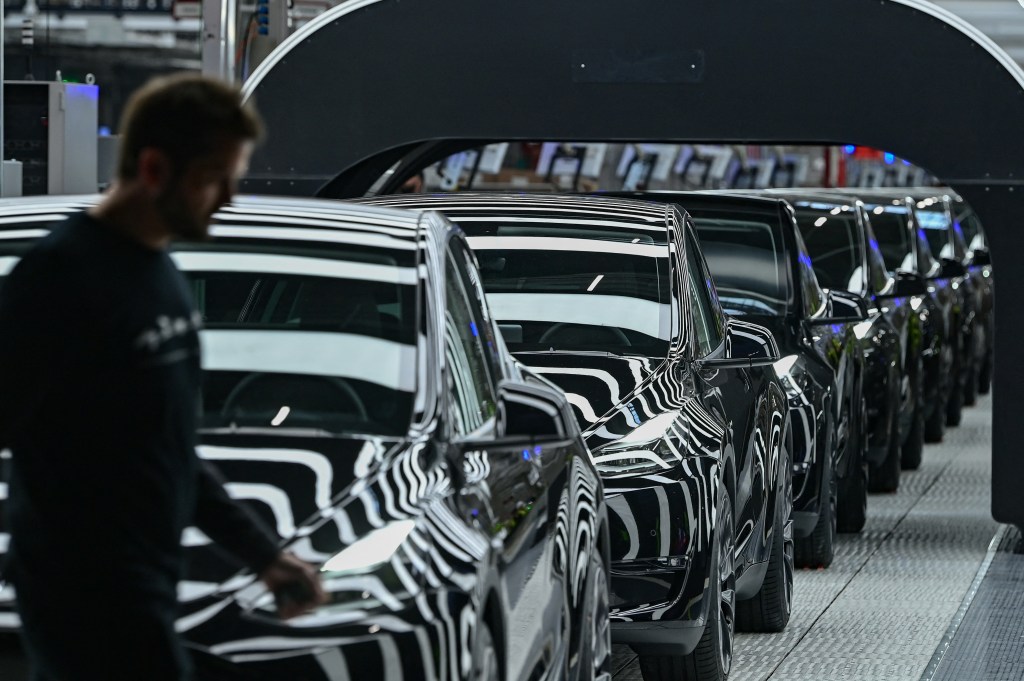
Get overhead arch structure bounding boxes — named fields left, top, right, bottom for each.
left=242, top=0, right=1024, bottom=527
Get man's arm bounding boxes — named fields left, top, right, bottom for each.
left=194, top=461, right=327, bottom=617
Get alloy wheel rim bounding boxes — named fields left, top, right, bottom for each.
left=590, top=556, right=611, bottom=681
left=782, top=445, right=795, bottom=617
left=718, top=504, right=736, bottom=675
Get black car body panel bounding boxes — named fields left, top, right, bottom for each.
left=608, top=191, right=863, bottom=541
left=360, top=193, right=791, bottom=655
left=828, top=189, right=952, bottom=434
left=907, top=192, right=978, bottom=405
left=0, top=195, right=609, bottom=681
left=951, top=192, right=995, bottom=393
left=769, top=192, right=918, bottom=474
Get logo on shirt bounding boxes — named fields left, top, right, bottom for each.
left=134, top=311, right=203, bottom=353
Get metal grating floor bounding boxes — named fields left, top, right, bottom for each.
left=928, top=525, right=1024, bottom=681
left=613, top=393, right=1000, bottom=681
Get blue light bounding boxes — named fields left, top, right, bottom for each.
left=470, top=322, right=479, bottom=337
left=534, top=445, right=542, bottom=456
left=98, top=126, right=111, bottom=136
left=844, top=145, right=856, bottom=154
left=522, top=449, right=531, bottom=461
left=870, top=238, right=880, bottom=251
left=884, top=153, right=895, bottom=165
left=902, top=160, right=912, bottom=166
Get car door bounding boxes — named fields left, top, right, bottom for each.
left=441, top=235, right=566, bottom=679
left=679, top=219, right=771, bottom=565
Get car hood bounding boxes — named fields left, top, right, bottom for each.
left=512, top=352, right=673, bottom=446
left=181, top=431, right=410, bottom=598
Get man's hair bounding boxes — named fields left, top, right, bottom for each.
left=117, top=73, right=264, bottom=181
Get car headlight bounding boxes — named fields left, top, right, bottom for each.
left=591, top=412, right=684, bottom=476
left=321, top=520, right=417, bottom=576
left=592, top=439, right=678, bottom=476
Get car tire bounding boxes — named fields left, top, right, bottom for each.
left=836, top=397, right=868, bottom=533
left=639, top=487, right=735, bottom=681
left=737, top=444, right=793, bottom=632
left=978, top=352, right=992, bottom=395
left=577, top=547, right=611, bottom=681
left=901, top=396, right=924, bottom=470
left=475, top=620, right=500, bottom=681
left=924, top=390, right=946, bottom=443
left=868, top=409, right=900, bottom=493
left=963, top=359, right=978, bottom=407
left=946, top=360, right=964, bottom=427
left=795, top=456, right=836, bottom=569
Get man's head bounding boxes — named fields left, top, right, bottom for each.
left=117, top=73, right=264, bottom=241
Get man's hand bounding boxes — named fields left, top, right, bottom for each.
left=259, top=552, right=328, bottom=619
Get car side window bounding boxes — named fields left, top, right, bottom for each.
left=684, top=227, right=724, bottom=357
left=794, top=229, right=826, bottom=317
left=444, top=242, right=498, bottom=438
left=864, top=224, right=892, bottom=294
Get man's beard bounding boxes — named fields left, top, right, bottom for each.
left=155, top=185, right=210, bottom=242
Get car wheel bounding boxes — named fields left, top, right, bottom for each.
left=577, top=546, right=611, bottom=681
left=924, top=389, right=946, bottom=443
left=978, top=351, right=992, bottom=395
left=963, top=358, right=978, bottom=407
left=868, top=407, right=901, bottom=493
left=946, top=360, right=964, bottom=427
left=837, top=396, right=868, bottom=533
left=639, top=486, right=735, bottom=681
left=901, top=396, right=924, bottom=470
left=795, top=448, right=836, bottom=568
left=738, top=442, right=793, bottom=632
left=475, top=620, right=500, bottom=681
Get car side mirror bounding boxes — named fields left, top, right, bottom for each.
left=698, top=318, right=780, bottom=369
left=809, top=289, right=869, bottom=325
left=971, top=248, right=992, bottom=267
left=892, top=271, right=929, bottom=297
left=941, top=257, right=967, bottom=279
left=496, top=381, right=568, bottom=443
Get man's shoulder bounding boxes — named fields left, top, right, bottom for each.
left=14, top=213, right=99, bottom=273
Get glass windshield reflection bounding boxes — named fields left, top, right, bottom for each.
left=456, top=222, right=672, bottom=356
left=693, top=217, right=787, bottom=316
left=177, top=246, right=418, bottom=437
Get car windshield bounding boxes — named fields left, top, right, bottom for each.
left=792, top=205, right=864, bottom=293
left=692, top=216, right=787, bottom=316
left=178, top=243, right=418, bottom=436
left=0, top=223, right=419, bottom=437
left=453, top=221, right=673, bottom=357
left=915, top=206, right=955, bottom=261
left=863, top=204, right=913, bottom=274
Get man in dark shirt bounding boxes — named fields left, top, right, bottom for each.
left=0, top=74, right=325, bottom=680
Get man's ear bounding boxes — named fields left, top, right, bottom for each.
left=136, top=147, right=173, bottom=193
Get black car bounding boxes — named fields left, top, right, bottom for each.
left=903, top=191, right=977, bottom=424
left=767, top=192, right=926, bottom=494
left=0, top=195, right=611, bottom=681
left=950, top=192, right=994, bottom=397
left=609, top=191, right=867, bottom=567
left=827, top=188, right=952, bottom=454
left=364, top=192, right=793, bottom=681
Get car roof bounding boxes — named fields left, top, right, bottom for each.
left=757, top=190, right=866, bottom=212
left=0, top=194, right=424, bottom=254
left=598, top=190, right=790, bottom=213
left=358, top=192, right=673, bottom=241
